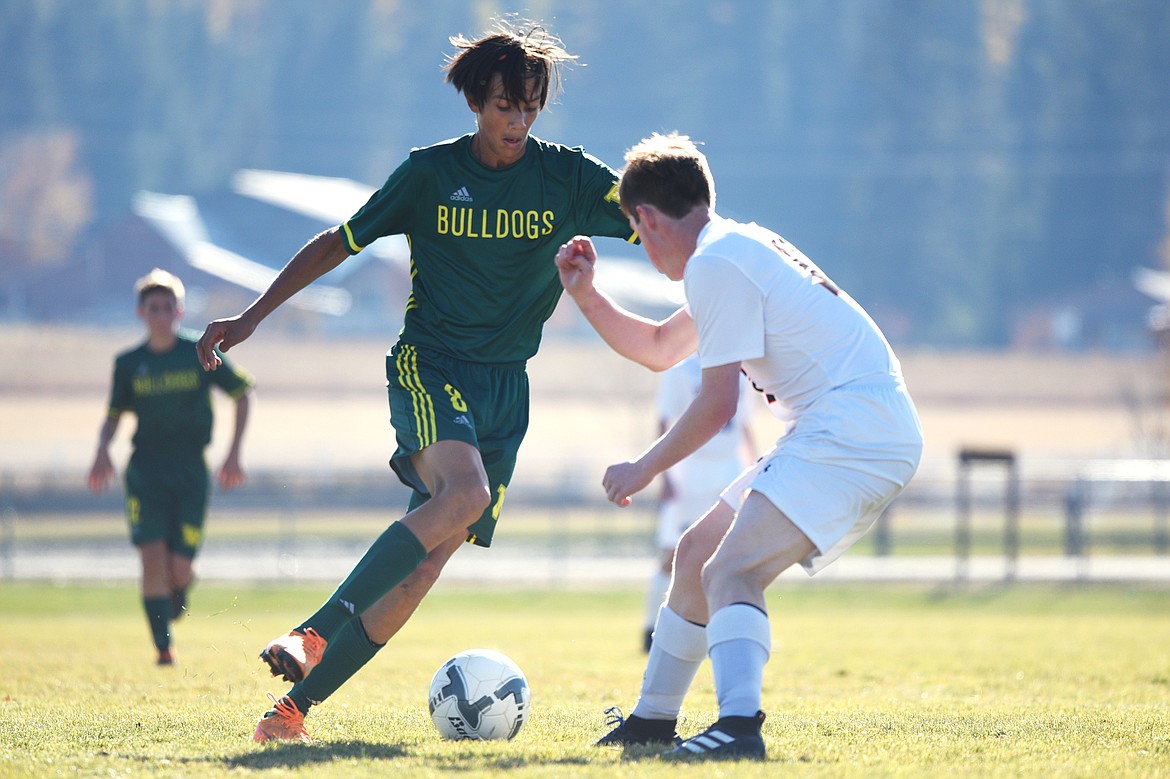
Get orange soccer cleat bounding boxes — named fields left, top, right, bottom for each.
left=252, top=693, right=311, bottom=744
left=259, top=627, right=327, bottom=683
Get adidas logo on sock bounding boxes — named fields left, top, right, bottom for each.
left=449, top=186, right=473, bottom=202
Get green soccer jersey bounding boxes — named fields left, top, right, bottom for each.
left=341, top=134, right=636, bottom=365
left=108, top=330, right=253, bottom=456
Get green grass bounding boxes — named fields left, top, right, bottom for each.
left=1, top=582, right=1168, bottom=778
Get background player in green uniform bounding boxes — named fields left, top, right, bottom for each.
left=196, top=18, right=636, bottom=742
left=88, top=268, right=254, bottom=666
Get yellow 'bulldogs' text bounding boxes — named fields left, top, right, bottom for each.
left=437, top=206, right=554, bottom=239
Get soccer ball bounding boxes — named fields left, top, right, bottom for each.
left=428, top=649, right=530, bottom=741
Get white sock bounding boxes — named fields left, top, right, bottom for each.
left=643, top=569, right=671, bottom=630
left=631, top=605, right=707, bottom=720
left=707, top=603, right=772, bottom=718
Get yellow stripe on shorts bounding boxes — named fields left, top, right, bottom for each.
left=396, top=345, right=436, bottom=449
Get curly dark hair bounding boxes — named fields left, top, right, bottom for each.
left=443, top=17, right=577, bottom=109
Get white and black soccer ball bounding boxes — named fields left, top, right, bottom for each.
left=428, top=649, right=530, bottom=741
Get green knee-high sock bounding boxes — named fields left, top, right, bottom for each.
left=296, top=521, right=426, bottom=642
left=171, top=587, right=188, bottom=621
left=143, top=595, right=172, bottom=652
left=287, top=617, right=385, bottom=714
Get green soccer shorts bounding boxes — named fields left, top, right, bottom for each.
left=386, top=342, right=530, bottom=547
left=123, top=452, right=209, bottom=558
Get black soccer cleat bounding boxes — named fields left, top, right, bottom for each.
left=663, top=710, right=766, bottom=761
left=595, top=706, right=681, bottom=748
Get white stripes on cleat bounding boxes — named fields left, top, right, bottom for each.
left=681, top=728, right=737, bottom=753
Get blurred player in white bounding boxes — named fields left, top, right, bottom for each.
left=643, top=354, right=755, bottom=652
left=556, top=132, right=923, bottom=760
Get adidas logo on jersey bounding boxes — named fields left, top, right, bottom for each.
left=449, top=186, right=473, bottom=202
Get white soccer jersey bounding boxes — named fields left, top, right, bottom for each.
left=685, top=216, right=904, bottom=414
left=685, top=215, right=923, bottom=574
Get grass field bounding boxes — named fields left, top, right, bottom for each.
left=4, top=329, right=1170, bottom=776
left=1, top=582, right=1168, bottom=778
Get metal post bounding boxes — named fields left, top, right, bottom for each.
left=1063, top=480, right=1086, bottom=558
left=1154, top=477, right=1169, bottom=555
left=956, top=457, right=972, bottom=582
left=956, top=449, right=1017, bottom=583
left=1005, top=457, right=1020, bottom=581
left=0, top=472, right=14, bottom=581
left=0, top=508, right=15, bottom=581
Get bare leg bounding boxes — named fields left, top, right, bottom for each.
left=642, top=546, right=674, bottom=647
left=351, top=437, right=492, bottom=641
left=287, top=440, right=491, bottom=645
left=167, top=551, right=194, bottom=618
left=400, top=440, right=492, bottom=550
left=139, top=540, right=171, bottom=597
left=666, top=500, right=736, bottom=624
left=700, top=491, right=815, bottom=721
left=168, top=552, right=193, bottom=590
left=359, top=532, right=465, bottom=643
left=701, top=492, right=814, bottom=614
left=628, top=501, right=736, bottom=722
left=139, top=540, right=175, bottom=657
left=258, top=441, right=497, bottom=736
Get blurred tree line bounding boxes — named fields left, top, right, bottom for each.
left=2, top=0, right=1168, bottom=348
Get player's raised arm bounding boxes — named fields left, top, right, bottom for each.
left=555, top=237, right=697, bottom=371
left=197, top=228, right=349, bottom=370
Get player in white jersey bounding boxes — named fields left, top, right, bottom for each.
left=643, top=355, right=755, bottom=652
left=555, top=132, right=923, bottom=761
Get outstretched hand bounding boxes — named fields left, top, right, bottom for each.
left=555, top=235, right=598, bottom=300
left=196, top=315, right=255, bottom=371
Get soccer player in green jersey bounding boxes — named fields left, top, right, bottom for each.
left=196, top=19, right=636, bottom=743
left=88, top=268, right=254, bottom=666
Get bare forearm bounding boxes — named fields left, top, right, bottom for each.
left=216, top=392, right=251, bottom=490
left=226, top=392, right=251, bottom=458
left=640, top=388, right=736, bottom=476
left=241, top=228, right=348, bottom=326
left=574, top=287, right=658, bottom=364
left=87, top=414, right=120, bottom=492
left=601, top=371, right=738, bottom=507
left=573, top=288, right=695, bottom=371
left=556, top=234, right=696, bottom=370
left=95, top=415, right=119, bottom=451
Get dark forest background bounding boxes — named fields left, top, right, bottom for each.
left=2, top=0, right=1169, bottom=349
